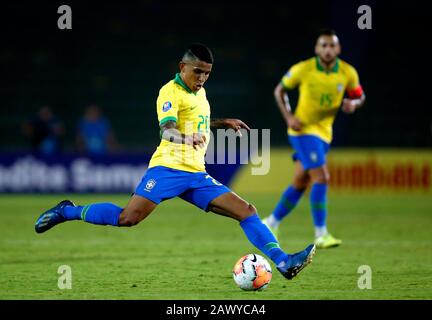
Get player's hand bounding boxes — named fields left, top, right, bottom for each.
left=223, top=119, right=251, bottom=137
left=287, top=116, right=302, bottom=131
left=342, top=98, right=357, bottom=114
left=185, top=133, right=206, bottom=150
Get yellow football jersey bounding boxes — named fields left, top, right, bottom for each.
left=148, top=73, right=211, bottom=173
left=281, top=56, right=362, bottom=143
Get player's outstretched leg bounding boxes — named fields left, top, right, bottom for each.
left=35, top=195, right=156, bottom=233
left=34, top=200, right=124, bottom=233
left=209, top=192, right=315, bottom=280
left=35, top=200, right=75, bottom=233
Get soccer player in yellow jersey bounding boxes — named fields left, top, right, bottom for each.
left=263, top=29, right=366, bottom=249
left=35, top=44, right=315, bottom=280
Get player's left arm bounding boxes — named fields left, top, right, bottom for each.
left=342, top=66, right=366, bottom=114
left=210, top=119, right=251, bottom=136
left=342, top=91, right=366, bottom=114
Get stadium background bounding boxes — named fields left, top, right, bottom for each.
left=0, top=0, right=431, bottom=300
left=1, top=0, right=430, bottom=150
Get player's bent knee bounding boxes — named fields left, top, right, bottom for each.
left=248, top=203, right=257, bottom=214
left=232, top=203, right=256, bottom=221
left=243, top=203, right=257, bottom=218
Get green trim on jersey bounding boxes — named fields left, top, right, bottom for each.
left=315, top=56, right=339, bottom=73
left=159, top=116, right=177, bottom=125
left=280, top=80, right=291, bottom=90
left=174, top=73, right=196, bottom=95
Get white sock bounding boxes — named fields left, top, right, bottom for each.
left=315, top=226, right=328, bottom=238
left=265, top=214, right=280, bottom=229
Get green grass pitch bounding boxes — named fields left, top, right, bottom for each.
left=0, top=193, right=431, bottom=299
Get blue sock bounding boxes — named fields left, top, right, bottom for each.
left=310, top=183, right=328, bottom=228
left=272, top=185, right=304, bottom=221
left=239, top=213, right=288, bottom=265
left=63, top=203, right=122, bottom=226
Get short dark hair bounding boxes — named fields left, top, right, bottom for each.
left=317, top=28, right=337, bottom=38
left=183, top=43, right=214, bottom=64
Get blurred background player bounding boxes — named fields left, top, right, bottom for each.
left=21, top=105, right=65, bottom=156
left=76, top=104, right=119, bottom=156
left=35, top=43, right=316, bottom=280
left=263, top=29, right=366, bottom=249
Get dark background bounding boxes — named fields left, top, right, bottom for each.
left=0, top=0, right=430, bottom=152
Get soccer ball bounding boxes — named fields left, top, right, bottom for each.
left=232, top=254, right=272, bottom=291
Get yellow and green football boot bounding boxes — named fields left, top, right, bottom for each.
left=314, top=233, right=342, bottom=249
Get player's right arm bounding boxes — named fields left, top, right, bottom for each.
left=275, top=63, right=304, bottom=131
left=160, top=120, right=205, bottom=150
left=274, top=83, right=302, bottom=131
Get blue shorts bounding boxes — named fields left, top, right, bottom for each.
left=288, top=135, right=330, bottom=170
left=134, top=166, right=231, bottom=211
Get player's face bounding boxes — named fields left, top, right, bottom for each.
left=315, top=35, right=341, bottom=64
left=179, top=60, right=212, bottom=92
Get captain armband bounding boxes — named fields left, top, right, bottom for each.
left=347, top=85, right=364, bottom=99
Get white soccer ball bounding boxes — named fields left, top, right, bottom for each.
left=232, top=253, right=272, bottom=291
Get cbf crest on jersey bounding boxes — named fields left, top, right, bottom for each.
left=337, top=83, right=344, bottom=93
left=162, top=101, right=172, bottom=112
